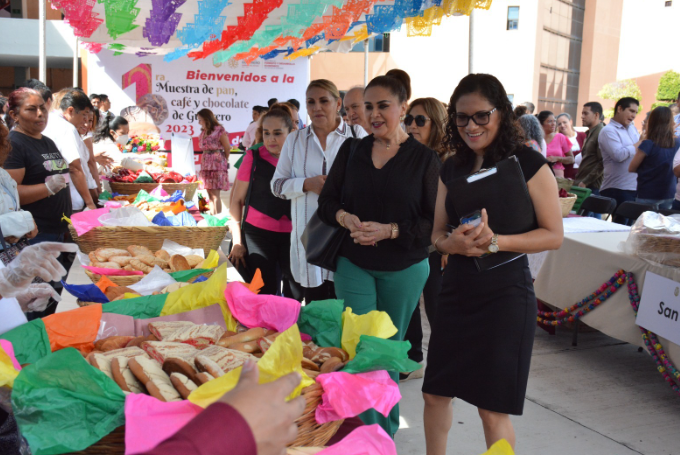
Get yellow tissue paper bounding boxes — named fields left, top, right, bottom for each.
left=160, top=263, right=238, bottom=331
left=341, top=307, right=398, bottom=359
left=481, top=439, right=514, bottom=455
left=0, top=346, right=19, bottom=388
left=202, top=250, right=219, bottom=269
left=122, top=293, right=141, bottom=300
left=188, top=323, right=314, bottom=408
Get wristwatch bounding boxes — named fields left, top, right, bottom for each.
left=488, top=234, right=500, bottom=253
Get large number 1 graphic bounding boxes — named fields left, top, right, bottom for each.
left=122, top=64, right=152, bottom=103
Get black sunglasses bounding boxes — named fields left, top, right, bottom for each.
left=404, top=114, right=430, bottom=127
left=455, top=108, right=497, bottom=127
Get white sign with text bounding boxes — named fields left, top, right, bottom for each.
left=636, top=271, right=680, bottom=346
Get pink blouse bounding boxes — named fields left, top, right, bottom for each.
left=199, top=125, right=228, bottom=151
left=236, top=146, right=293, bottom=233
left=545, top=133, right=571, bottom=170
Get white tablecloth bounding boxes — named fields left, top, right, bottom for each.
left=534, top=231, right=680, bottom=367
left=528, top=217, right=631, bottom=278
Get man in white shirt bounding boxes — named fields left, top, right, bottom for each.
left=43, top=89, right=97, bottom=211
left=242, top=106, right=266, bottom=149
left=598, top=97, right=642, bottom=222
left=343, top=87, right=370, bottom=137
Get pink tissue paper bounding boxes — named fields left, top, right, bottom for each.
left=224, top=281, right=301, bottom=332
left=124, top=393, right=203, bottom=455
left=315, top=370, right=401, bottom=424
left=318, top=425, right=397, bottom=455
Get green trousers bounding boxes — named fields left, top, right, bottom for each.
left=334, top=256, right=430, bottom=437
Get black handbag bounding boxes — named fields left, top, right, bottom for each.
left=301, top=138, right=359, bottom=272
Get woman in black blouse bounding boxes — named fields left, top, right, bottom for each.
left=422, top=74, right=563, bottom=453
left=317, top=72, right=440, bottom=437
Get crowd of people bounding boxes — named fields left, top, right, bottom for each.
left=2, top=70, right=680, bottom=455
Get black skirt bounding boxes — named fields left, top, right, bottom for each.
left=422, top=254, right=536, bottom=415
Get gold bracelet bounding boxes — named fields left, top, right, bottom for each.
left=433, top=234, right=447, bottom=254
left=390, top=222, right=399, bottom=239
left=338, top=211, right=348, bottom=228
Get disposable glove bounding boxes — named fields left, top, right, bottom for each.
left=15, top=283, right=61, bottom=312
left=45, top=174, right=68, bottom=195
left=0, top=242, right=78, bottom=297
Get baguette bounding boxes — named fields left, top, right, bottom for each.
left=170, top=373, right=198, bottom=399
left=111, top=356, right=146, bottom=393
left=128, top=356, right=182, bottom=402
left=217, top=327, right=268, bottom=348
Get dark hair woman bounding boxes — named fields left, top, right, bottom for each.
left=197, top=108, right=231, bottom=215
left=401, top=96, right=449, bottom=376
left=538, top=110, right=574, bottom=178
left=423, top=74, right=563, bottom=453
left=93, top=113, right=129, bottom=176
left=628, top=106, right=680, bottom=210
left=317, top=71, right=440, bottom=436
left=228, top=107, right=299, bottom=299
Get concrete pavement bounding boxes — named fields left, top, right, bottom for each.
left=395, top=304, right=680, bottom=455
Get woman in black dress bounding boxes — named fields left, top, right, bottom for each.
left=422, top=74, right=563, bottom=452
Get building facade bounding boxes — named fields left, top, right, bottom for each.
left=311, top=0, right=680, bottom=129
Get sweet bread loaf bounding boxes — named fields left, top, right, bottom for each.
left=170, top=373, right=198, bottom=399
left=128, top=356, right=182, bottom=402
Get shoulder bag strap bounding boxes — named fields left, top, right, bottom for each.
left=240, top=148, right=259, bottom=236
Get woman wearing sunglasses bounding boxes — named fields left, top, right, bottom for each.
left=422, top=74, right=563, bottom=453
left=317, top=72, right=440, bottom=437
left=401, top=98, right=449, bottom=380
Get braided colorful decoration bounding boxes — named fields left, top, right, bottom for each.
left=538, top=270, right=680, bottom=397
left=537, top=270, right=627, bottom=326
left=626, top=273, right=680, bottom=397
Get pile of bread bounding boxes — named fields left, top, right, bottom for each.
left=86, top=321, right=349, bottom=402
left=88, top=245, right=209, bottom=274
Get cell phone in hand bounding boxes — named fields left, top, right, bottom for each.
left=460, top=210, right=482, bottom=228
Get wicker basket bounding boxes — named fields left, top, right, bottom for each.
left=69, top=225, right=227, bottom=256
left=559, top=193, right=577, bottom=217
left=74, top=384, right=342, bottom=454
left=110, top=181, right=199, bottom=200
left=82, top=269, right=214, bottom=286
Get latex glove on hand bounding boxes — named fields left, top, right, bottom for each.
left=16, top=283, right=61, bottom=312
left=45, top=174, right=68, bottom=195
left=0, top=242, right=78, bottom=297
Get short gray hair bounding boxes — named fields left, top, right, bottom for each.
left=519, top=114, right=544, bottom=143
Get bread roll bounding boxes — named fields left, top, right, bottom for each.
left=109, top=256, right=134, bottom=267
left=302, top=368, right=320, bottom=379
left=163, top=357, right=199, bottom=385
left=169, top=255, right=191, bottom=272
left=128, top=356, right=182, bottom=402
left=194, top=355, right=226, bottom=378
left=310, top=347, right=349, bottom=364
left=195, top=372, right=215, bottom=385
left=185, top=255, right=203, bottom=268
left=217, top=327, right=268, bottom=348
left=127, top=245, right=153, bottom=257
left=129, top=259, right=153, bottom=273
left=92, top=261, right=121, bottom=269
left=228, top=341, right=260, bottom=354
left=111, top=356, right=146, bottom=393
left=301, top=358, right=319, bottom=372
left=138, top=255, right=168, bottom=269
left=320, top=357, right=344, bottom=374
left=170, top=373, right=198, bottom=399
left=104, top=286, right=136, bottom=301
left=95, top=336, right=134, bottom=352
left=155, top=250, right=171, bottom=261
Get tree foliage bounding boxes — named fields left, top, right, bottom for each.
left=656, top=70, right=680, bottom=103
left=598, top=79, right=643, bottom=119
